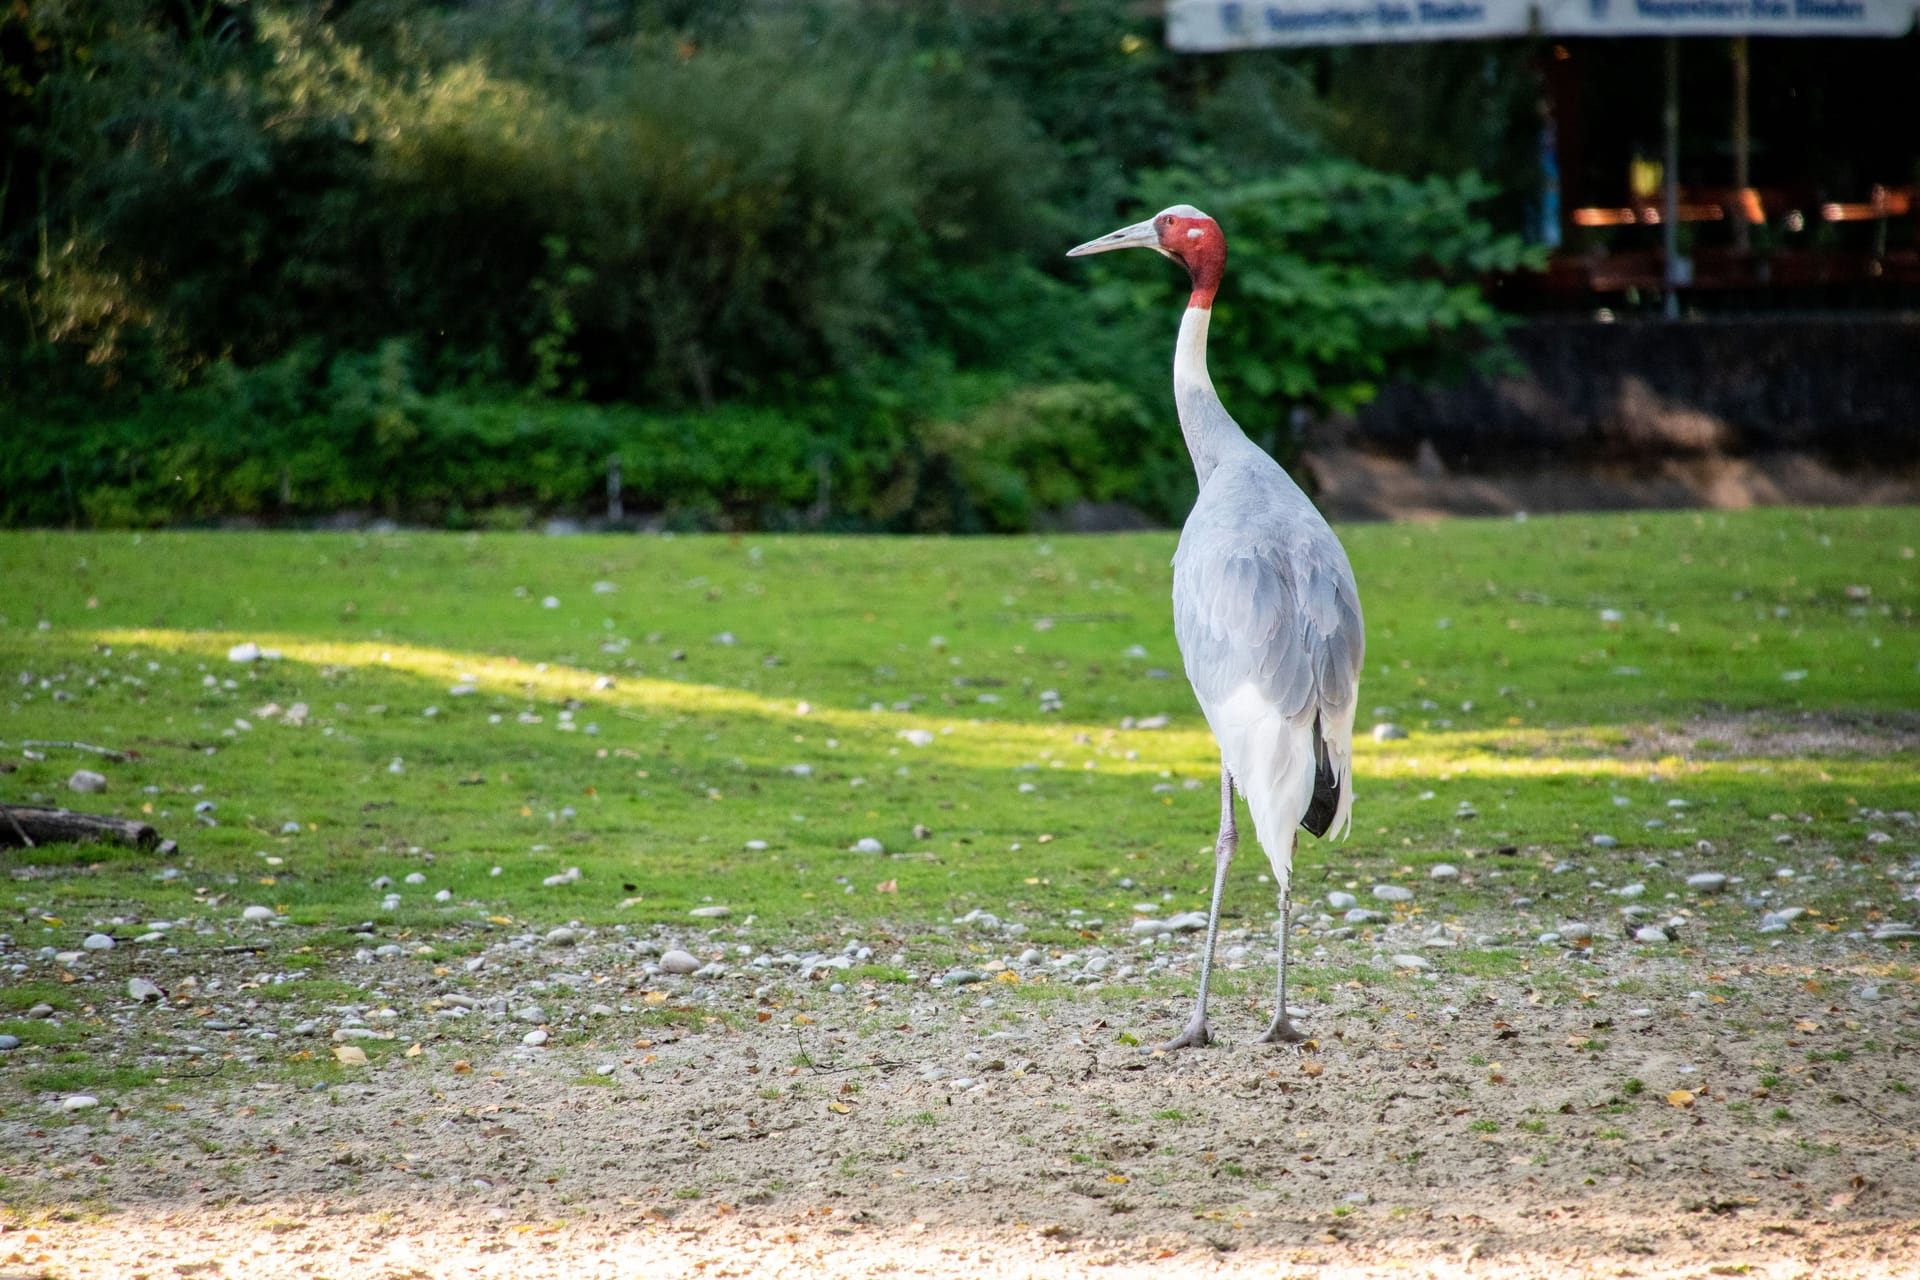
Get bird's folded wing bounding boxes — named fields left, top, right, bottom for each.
left=1173, top=535, right=1363, bottom=724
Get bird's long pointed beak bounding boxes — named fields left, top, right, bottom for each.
left=1066, top=218, right=1161, bottom=257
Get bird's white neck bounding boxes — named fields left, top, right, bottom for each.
left=1172, top=305, right=1244, bottom=488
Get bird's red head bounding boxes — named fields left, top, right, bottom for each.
left=1066, top=204, right=1226, bottom=309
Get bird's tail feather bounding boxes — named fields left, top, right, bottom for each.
left=1301, top=704, right=1358, bottom=841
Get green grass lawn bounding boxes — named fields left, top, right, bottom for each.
left=1, top=508, right=1916, bottom=952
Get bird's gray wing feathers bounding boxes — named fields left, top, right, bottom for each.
left=1174, top=533, right=1364, bottom=724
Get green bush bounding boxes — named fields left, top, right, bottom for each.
left=1099, top=164, right=1546, bottom=430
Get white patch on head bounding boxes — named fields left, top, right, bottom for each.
left=1186, top=228, right=1204, bottom=240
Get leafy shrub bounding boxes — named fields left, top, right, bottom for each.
left=1090, top=163, right=1545, bottom=432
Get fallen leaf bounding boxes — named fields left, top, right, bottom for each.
left=404, top=1043, right=424, bottom=1058
left=827, top=1102, right=851, bottom=1114
left=875, top=880, right=898, bottom=894
left=333, top=1045, right=369, bottom=1067
left=452, top=1060, right=472, bottom=1074
left=1668, top=1089, right=1696, bottom=1108
left=1300, top=1061, right=1325, bottom=1078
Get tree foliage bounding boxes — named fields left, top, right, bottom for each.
left=1, top=1, right=1543, bottom=530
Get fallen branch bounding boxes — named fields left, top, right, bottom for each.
left=17, top=739, right=136, bottom=762
left=0, top=805, right=158, bottom=851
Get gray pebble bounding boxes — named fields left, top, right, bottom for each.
left=943, top=969, right=988, bottom=987
left=1590, top=834, right=1618, bottom=848
left=586, top=1003, right=615, bottom=1018
left=1372, top=884, right=1413, bottom=903
left=1346, top=908, right=1388, bottom=925
left=545, top=926, right=578, bottom=946
left=1870, top=924, right=1920, bottom=941
left=1685, top=872, right=1728, bottom=892
left=0, top=1034, right=18, bottom=1050
left=1327, top=891, right=1358, bottom=910
left=27, top=1003, right=54, bottom=1019
left=522, top=1029, right=549, bottom=1047
left=83, top=933, right=115, bottom=951
left=1428, top=864, right=1460, bottom=881
left=1390, top=954, right=1433, bottom=971
left=68, top=770, right=108, bottom=793
left=660, top=949, right=701, bottom=975
left=1371, top=723, right=1408, bottom=742
left=1633, top=925, right=1671, bottom=943
left=62, top=1095, right=100, bottom=1112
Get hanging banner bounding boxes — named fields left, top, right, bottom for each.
left=1166, top=0, right=1536, bottom=49
left=1167, top=0, right=1917, bottom=45
left=1538, top=0, right=1916, bottom=36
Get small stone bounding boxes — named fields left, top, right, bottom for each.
left=1634, top=925, right=1670, bottom=944
left=82, top=933, right=114, bottom=951
left=1371, top=723, right=1408, bottom=742
left=660, top=949, right=701, bottom=975
left=1590, top=834, right=1618, bottom=848
left=850, top=837, right=885, bottom=854
left=1391, top=954, right=1433, bottom=971
left=1327, top=891, right=1358, bottom=910
left=1130, top=918, right=1169, bottom=936
left=943, top=969, right=988, bottom=987
left=1870, top=924, right=1920, bottom=941
left=586, top=1003, right=615, bottom=1018
left=1560, top=922, right=1595, bottom=946
left=128, top=977, right=164, bottom=1002
left=227, top=641, right=261, bottom=663
left=1429, top=864, right=1460, bottom=881
left=522, top=1029, right=549, bottom=1047
left=689, top=905, right=731, bottom=919
left=68, top=770, right=108, bottom=793
left=1372, top=884, right=1413, bottom=903
left=1163, top=911, right=1209, bottom=933
left=0, top=1034, right=17, bottom=1050
left=1612, top=883, right=1646, bottom=899
left=241, top=905, right=276, bottom=923
left=545, top=926, right=578, bottom=946
left=1345, top=908, right=1388, bottom=925
left=1685, top=872, right=1728, bottom=893
left=62, top=1095, right=100, bottom=1113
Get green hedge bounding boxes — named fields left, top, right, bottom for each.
left=2, top=353, right=1183, bottom=532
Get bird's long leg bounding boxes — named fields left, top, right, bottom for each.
left=1258, top=833, right=1307, bottom=1044
left=1150, top=764, right=1236, bottom=1053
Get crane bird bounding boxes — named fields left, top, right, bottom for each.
left=1068, top=206, right=1364, bottom=1052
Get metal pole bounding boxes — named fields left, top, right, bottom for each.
left=1663, top=36, right=1682, bottom=320
left=1732, top=36, right=1750, bottom=254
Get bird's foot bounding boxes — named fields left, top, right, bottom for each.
left=1257, top=1011, right=1307, bottom=1044
left=1144, top=1016, right=1212, bottom=1054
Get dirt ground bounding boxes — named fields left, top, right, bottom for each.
left=8, top=905, right=1918, bottom=1280
left=1301, top=447, right=1920, bottom=523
